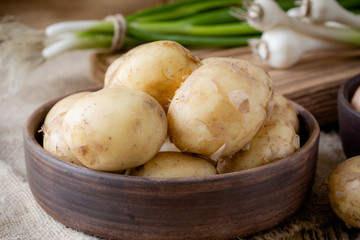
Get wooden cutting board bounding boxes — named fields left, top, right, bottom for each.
left=90, top=47, right=360, bottom=126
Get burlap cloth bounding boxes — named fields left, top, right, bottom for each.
left=0, top=50, right=357, bottom=240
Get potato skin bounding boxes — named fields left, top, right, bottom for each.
left=44, top=91, right=90, bottom=128
left=42, top=91, right=90, bottom=165
left=167, top=58, right=273, bottom=161
left=104, top=40, right=202, bottom=112
left=271, top=92, right=299, bottom=133
left=351, top=87, right=360, bottom=113
left=159, top=136, right=181, bottom=152
left=217, top=93, right=299, bottom=173
left=328, top=156, right=360, bottom=228
left=43, top=115, right=83, bottom=166
left=62, top=88, right=167, bottom=171
left=126, top=152, right=217, bottom=178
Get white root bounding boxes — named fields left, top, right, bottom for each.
left=235, top=0, right=360, bottom=47
left=299, top=0, right=360, bottom=30
left=250, top=27, right=345, bottom=69
left=242, top=0, right=293, bottom=31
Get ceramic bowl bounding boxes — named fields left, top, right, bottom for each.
left=338, top=74, right=360, bottom=158
left=23, top=92, right=320, bottom=240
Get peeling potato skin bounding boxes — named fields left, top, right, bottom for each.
left=167, top=58, right=273, bottom=160
left=272, top=92, right=299, bottom=133
left=104, top=40, right=202, bottom=112
left=217, top=93, right=300, bottom=173
left=328, top=156, right=360, bottom=228
left=62, top=88, right=168, bottom=171
left=125, top=152, right=217, bottom=178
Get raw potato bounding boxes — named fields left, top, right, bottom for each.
left=271, top=92, right=300, bottom=133
left=62, top=88, right=167, bottom=171
left=125, top=152, right=217, bottom=178
left=351, top=86, right=360, bottom=113
left=167, top=57, right=273, bottom=161
left=44, top=91, right=90, bottom=128
left=159, top=136, right=181, bottom=152
left=104, top=40, right=202, bottom=111
left=42, top=91, right=90, bottom=165
left=328, top=156, right=360, bottom=228
left=43, top=115, right=84, bottom=166
left=217, top=93, right=300, bottom=173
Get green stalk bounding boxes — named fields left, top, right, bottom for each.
left=128, top=21, right=259, bottom=36
left=275, top=0, right=296, bottom=10
left=41, top=0, right=310, bottom=58
left=76, top=22, right=114, bottom=35
left=128, top=0, right=241, bottom=22
left=175, top=8, right=239, bottom=25
left=337, top=0, right=360, bottom=10
left=126, top=0, right=205, bottom=21
left=75, top=34, right=113, bottom=49
left=126, top=28, right=252, bottom=47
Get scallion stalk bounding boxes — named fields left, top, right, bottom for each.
left=126, top=27, right=252, bottom=47
left=299, top=0, right=360, bottom=30
left=127, top=0, right=242, bottom=22
left=33, top=0, right=360, bottom=58
left=127, top=21, right=259, bottom=36
left=175, top=8, right=240, bottom=25
left=237, top=0, right=360, bottom=69
left=232, top=0, right=360, bottom=46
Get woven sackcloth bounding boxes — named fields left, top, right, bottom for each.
left=0, top=50, right=357, bottom=240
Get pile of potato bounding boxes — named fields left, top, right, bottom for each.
left=42, top=40, right=300, bottom=178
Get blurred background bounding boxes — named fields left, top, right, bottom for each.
left=0, top=0, right=171, bottom=29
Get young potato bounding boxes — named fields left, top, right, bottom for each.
left=351, top=86, right=360, bottom=113
left=104, top=40, right=202, bottom=112
left=125, top=152, right=217, bottom=178
left=44, top=91, right=90, bottom=128
left=328, top=156, right=360, bottom=229
left=62, top=88, right=168, bottom=171
left=270, top=92, right=299, bottom=133
left=43, top=115, right=84, bottom=166
left=167, top=58, right=273, bottom=161
left=217, top=93, right=300, bottom=173
left=159, top=136, right=181, bottom=152
left=42, top=91, right=90, bottom=166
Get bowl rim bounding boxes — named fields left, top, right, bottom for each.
left=24, top=92, right=320, bottom=184
left=338, top=74, right=360, bottom=118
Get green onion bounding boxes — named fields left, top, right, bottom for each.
left=233, top=0, right=360, bottom=46
left=39, top=0, right=360, bottom=58
left=236, top=0, right=360, bottom=69
left=126, top=27, right=252, bottom=47
left=298, top=0, right=360, bottom=29
left=126, top=0, right=242, bottom=22
left=127, top=21, right=259, bottom=36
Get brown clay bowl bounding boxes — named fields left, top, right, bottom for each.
left=338, top=74, right=360, bottom=158
left=23, top=92, right=320, bottom=240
